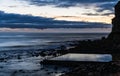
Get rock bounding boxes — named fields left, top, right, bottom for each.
left=108, top=1, right=120, bottom=44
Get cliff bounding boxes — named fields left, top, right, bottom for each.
left=108, top=1, right=120, bottom=44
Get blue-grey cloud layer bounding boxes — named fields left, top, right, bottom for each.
left=25, top=0, right=116, bottom=6
left=24, top=0, right=117, bottom=15
left=0, top=11, right=111, bottom=28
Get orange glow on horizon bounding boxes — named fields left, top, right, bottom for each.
left=54, top=15, right=114, bottom=24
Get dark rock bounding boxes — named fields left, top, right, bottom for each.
left=108, top=1, right=120, bottom=44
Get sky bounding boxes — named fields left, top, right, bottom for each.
left=0, top=0, right=118, bottom=30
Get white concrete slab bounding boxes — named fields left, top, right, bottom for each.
left=50, top=53, right=112, bottom=62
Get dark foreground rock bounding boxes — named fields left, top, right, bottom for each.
left=108, top=1, right=120, bottom=44
left=61, top=62, right=120, bottom=76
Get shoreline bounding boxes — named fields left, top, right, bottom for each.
left=0, top=37, right=120, bottom=76
left=40, top=38, right=120, bottom=76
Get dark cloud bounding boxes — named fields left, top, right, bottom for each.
left=23, top=0, right=117, bottom=15
left=82, top=2, right=116, bottom=16
left=0, top=11, right=111, bottom=28
left=83, top=12, right=114, bottom=16
left=95, top=2, right=116, bottom=12
left=83, top=13, right=100, bottom=16
left=24, top=0, right=117, bottom=8
left=25, top=0, right=116, bottom=6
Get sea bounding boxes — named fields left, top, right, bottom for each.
left=0, top=32, right=109, bottom=52
left=0, top=30, right=111, bottom=76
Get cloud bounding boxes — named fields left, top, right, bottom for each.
left=96, top=2, right=116, bottom=12
left=24, top=0, right=116, bottom=6
left=0, top=11, right=111, bottom=28
left=24, top=0, right=117, bottom=8
left=0, top=0, right=116, bottom=24
left=83, top=12, right=113, bottom=16
left=22, top=0, right=117, bottom=16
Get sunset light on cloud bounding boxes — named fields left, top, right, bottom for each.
left=54, top=15, right=114, bottom=24
left=0, top=0, right=118, bottom=29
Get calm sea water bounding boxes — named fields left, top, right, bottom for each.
left=0, top=32, right=113, bottom=76
left=0, top=32, right=109, bottom=51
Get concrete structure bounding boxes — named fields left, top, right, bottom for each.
left=41, top=53, right=112, bottom=66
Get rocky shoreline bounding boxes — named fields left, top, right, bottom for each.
left=60, top=1, right=120, bottom=76
left=61, top=62, right=120, bottom=76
